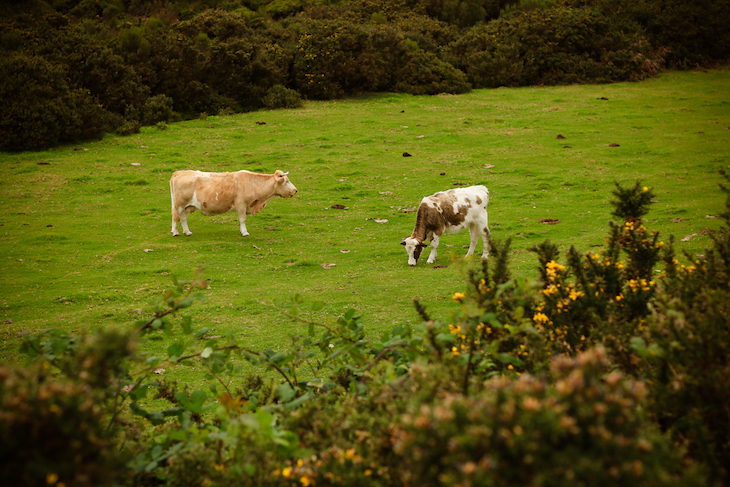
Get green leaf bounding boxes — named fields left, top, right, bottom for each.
left=167, top=343, right=185, bottom=361
left=269, top=352, right=287, bottom=364
left=435, top=332, right=456, bottom=344
left=311, top=301, right=325, bottom=311
left=276, top=383, right=296, bottom=402
left=193, top=327, right=209, bottom=339
left=169, top=429, right=188, bottom=442
left=182, top=316, right=193, bottom=335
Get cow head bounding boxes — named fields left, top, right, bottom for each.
left=274, top=170, right=298, bottom=197
left=401, top=236, right=428, bottom=266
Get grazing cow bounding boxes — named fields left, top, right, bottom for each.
left=170, top=169, right=297, bottom=237
left=401, top=185, right=490, bottom=266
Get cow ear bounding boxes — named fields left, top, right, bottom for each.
left=400, top=240, right=406, bottom=246
left=274, top=170, right=285, bottom=182
left=418, top=243, right=428, bottom=248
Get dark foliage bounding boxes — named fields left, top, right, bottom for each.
left=0, top=0, right=727, bottom=150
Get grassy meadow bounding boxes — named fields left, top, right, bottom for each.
left=1, top=68, right=729, bottom=386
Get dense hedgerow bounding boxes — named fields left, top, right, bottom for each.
left=447, top=5, right=662, bottom=88
left=556, top=0, right=730, bottom=68
left=5, top=175, right=730, bottom=485
left=2, top=0, right=727, bottom=150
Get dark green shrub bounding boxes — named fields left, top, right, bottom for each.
left=293, top=19, right=405, bottom=99
left=62, top=40, right=150, bottom=117
left=393, top=13, right=461, bottom=54
left=447, top=6, right=660, bottom=88
left=175, top=8, right=251, bottom=40
left=415, top=0, right=510, bottom=27
left=558, top=0, right=730, bottom=67
left=394, top=50, right=471, bottom=95
left=142, top=93, right=176, bottom=125
left=262, top=84, right=304, bottom=109
left=0, top=52, right=105, bottom=151
left=202, top=33, right=291, bottom=109
left=114, top=119, right=141, bottom=135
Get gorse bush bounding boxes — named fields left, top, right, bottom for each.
left=392, top=348, right=703, bottom=487
left=7, top=174, right=730, bottom=484
left=2, top=0, right=727, bottom=150
left=262, top=84, right=304, bottom=108
left=447, top=6, right=662, bottom=88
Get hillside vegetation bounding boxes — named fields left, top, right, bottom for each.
left=2, top=0, right=729, bottom=150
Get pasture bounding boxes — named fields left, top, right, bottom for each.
left=1, top=67, right=728, bottom=382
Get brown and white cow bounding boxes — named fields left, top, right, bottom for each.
left=401, top=185, right=490, bottom=266
left=170, top=169, right=297, bottom=237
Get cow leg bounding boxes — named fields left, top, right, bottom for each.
left=238, top=213, right=250, bottom=237
left=481, top=224, right=491, bottom=259
left=426, top=235, right=440, bottom=264
left=170, top=187, right=180, bottom=236
left=171, top=212, right=180, bottom=237
left=180, top=208, right=193, bottom=236
left=466, top=225, right=480, bottom=257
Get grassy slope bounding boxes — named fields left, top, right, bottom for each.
left=1, top=69, right=728, bottom=378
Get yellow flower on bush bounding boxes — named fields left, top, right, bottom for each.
left=282, top=467, right=292, bottom=478
left=47, top=473, right=59, bottom=485
left=452, top=346, right=460, bottom=356
left=300, top=476, right=312, bottom=486
left=643, top=186, right=649, bottom=192
left=542, top=284, right=558, bottom=296
left=449, top=324, right=461, bottom=335
left=452, top=292, right=465, bottom=302
left=533, top=312, right=549, bottom=324
left=569, top=289, right=584, bottom=301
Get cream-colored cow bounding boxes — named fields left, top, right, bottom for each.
left=170, top=169, right=297, bottom=237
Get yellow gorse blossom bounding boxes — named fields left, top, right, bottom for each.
left=452, top=292, right=465, bottom=302
left=533, top=312, right=549, bottom=324
left=569, top=289, right=584, bottom=300
left=542, top=284, right=559, bottom=296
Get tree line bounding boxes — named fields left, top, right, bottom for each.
left=1, top=0, right=728, bottom=151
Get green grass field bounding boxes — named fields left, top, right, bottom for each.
left=2, top=68, right=729, bottom=378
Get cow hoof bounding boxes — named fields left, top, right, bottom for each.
left=241, top=233, right=250, bottom=237
left=184, top=232, right=193, bottom=236
left=172, top=233, right=179, bottom=237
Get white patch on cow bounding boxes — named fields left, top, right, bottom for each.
left=403, top=237, right=420, bottom=266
